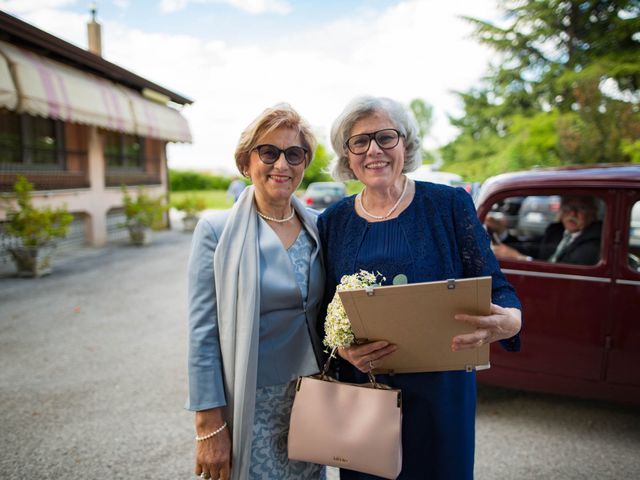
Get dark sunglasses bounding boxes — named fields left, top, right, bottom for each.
left=254, top=144, right=308, bottom=166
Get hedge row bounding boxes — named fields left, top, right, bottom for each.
left=169, top=170, right=243, bottom=191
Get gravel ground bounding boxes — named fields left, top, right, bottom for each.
left=1, top=229, right=638, bottom=479
left=475, top=384, right=640, bottom=479
left=1, top=231, right=195, bottom=479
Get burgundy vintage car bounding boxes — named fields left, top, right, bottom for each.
left=474, top=164, right=640, bottom=405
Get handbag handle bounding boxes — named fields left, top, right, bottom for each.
left=323, top=347, right=383, bottom=389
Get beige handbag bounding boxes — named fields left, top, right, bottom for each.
left=287, top=358, right=403, bottom=479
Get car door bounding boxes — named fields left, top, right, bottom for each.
left=606, top=191, right=640, bottom=388
left=482, top=188, right=613, bottom=383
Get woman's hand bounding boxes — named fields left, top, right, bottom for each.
left=338, top=340, right=397, bottom=373
left=452, top=304, right=522, bottom=351
left=195, top=408, right=231, bottom=480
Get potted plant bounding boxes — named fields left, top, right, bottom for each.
left=173, top=194, right=207, bottom=231
left=121, top=186, right=167, bottom=245
left=2, top=176, right=73, bottom=277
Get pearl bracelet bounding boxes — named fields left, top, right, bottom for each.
left=195, top=421, right=228, bottom=442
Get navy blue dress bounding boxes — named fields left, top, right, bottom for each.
left=317, top=182, right=521, bottom=480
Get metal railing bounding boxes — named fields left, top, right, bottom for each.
left=1, top=150, right=163, bottom=191
left=105, top=161, right=162, bottom=186
left=0, top=149, right=90, bottom=191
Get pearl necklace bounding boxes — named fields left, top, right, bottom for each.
left=256, top=205, right=296, bottom=223
left=358, top=176, right=409, bottom=220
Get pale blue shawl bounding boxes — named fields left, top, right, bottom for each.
left=212, top=185, right=320, bottom=479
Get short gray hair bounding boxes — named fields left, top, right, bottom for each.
left=561, top=195, right=599, bottom=224
left=329, top=96, right=422, bottom=181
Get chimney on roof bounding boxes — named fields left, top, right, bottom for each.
left=87, top=2, right=102, bottom=56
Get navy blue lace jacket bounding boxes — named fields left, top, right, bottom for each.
left=318, top=181, right=522, bottom=352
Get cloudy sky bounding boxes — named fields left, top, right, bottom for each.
left=1, top=0, right=501, bottom=173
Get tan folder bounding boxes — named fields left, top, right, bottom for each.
left=337, top=276, right=492, bottom=374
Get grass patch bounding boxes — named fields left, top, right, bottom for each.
left=170, top=190, right=233, bottom=210
left=170, top=181, right=359, bottom=211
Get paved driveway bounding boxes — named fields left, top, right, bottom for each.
left=1, top=230, right=639, bottom=479
left=1, top=231, right=194, bottom=479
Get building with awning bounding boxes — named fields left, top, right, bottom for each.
left=0, top=9, right=192, bottom=248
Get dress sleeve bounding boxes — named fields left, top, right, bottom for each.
left=317, top=212, right=341, bottom=370
left=185, top=217, right=227, bottom=411
left=316, top=215, right=331, bottom=343
left=452, top=188, right=522, bottom=351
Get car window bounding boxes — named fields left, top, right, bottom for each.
left=308, top=184, right=344, bottom=195
left=486, top=194, right=605, bottom=266
left=628, top=201, right=640, bottom=271
left=314, top=186, right=343, bottom=195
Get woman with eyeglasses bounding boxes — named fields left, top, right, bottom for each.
left=186, top=104, right=326, bottom=480
left=318, top=96, right=522, bottom=479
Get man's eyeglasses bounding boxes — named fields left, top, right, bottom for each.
left=345, top=129, right=403, bottom=155
left=254, top=144, right=308, bottom=166
left=561, top=204, right=590, bottom=213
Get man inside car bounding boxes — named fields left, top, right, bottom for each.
left=490, top=195, right=602, bottom=265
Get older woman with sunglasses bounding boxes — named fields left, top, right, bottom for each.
left=186, top=104, right=326, bottom=480
left=318, top=96, right=522, bottom=479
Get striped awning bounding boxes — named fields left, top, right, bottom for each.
left=0, top=49, right=18, bottom=110
left=0, top=40, right=191, bottom=143
left=125, top=89, right=192, bottom=142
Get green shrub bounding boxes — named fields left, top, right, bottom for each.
left=3, top=176, right=73, bottom=247
left=121, top=186, right=167, bottom=230
left=173, top=194, right=207, bottom=216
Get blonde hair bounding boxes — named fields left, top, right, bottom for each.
left=329, top=96, right=422, bottom=181
left=235, top=103, right=317, bottom=176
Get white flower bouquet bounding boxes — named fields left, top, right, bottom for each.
left=323, top=270, right=384, bottom=355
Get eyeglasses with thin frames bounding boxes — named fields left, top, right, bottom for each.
left=254, top=144, right=308, bottom=166
left=345, top=128, right=403, bottom=155
left=560, top=204, right=591, bottom=214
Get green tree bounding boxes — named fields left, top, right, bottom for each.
left=465, top=0, right=640, bottom=113
left=443, top=0, right=640, bottom=180
left=409, top=98, right=436, bottom=163
left=302, top=142, right=332, bottom=187
left=410, top=99, right=433, bottom=140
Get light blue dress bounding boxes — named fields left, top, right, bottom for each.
left=250, top=228, right=325, bottom=480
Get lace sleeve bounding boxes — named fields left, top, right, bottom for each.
left=452, top=188, right=522, bottom=350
